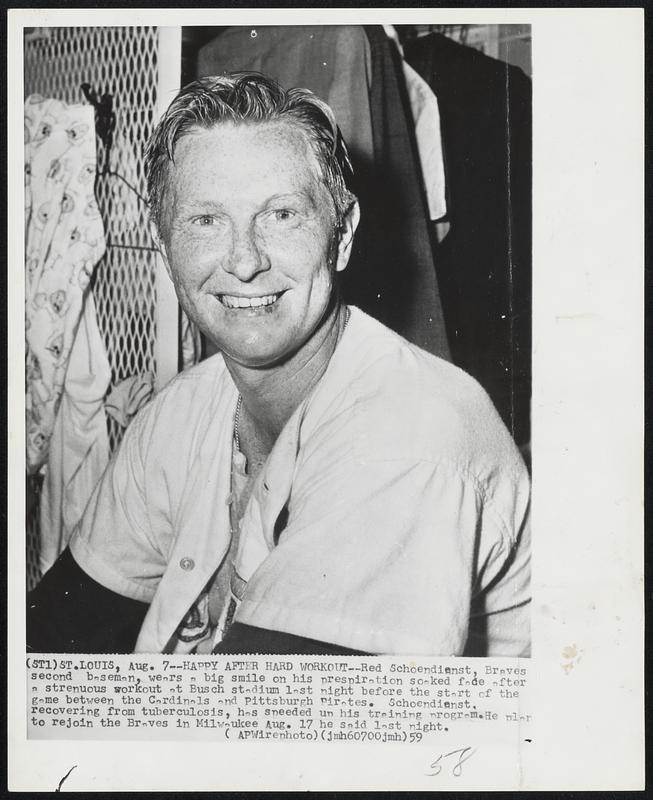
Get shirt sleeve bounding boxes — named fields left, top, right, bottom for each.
left=27, top=548, right=149, bottom=654
left=466, top=506, right=531, bottom=657
left=236, top=446, right=519, bottom=655
left=68, top=402, right=168, bottom=603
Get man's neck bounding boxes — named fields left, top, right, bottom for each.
left=224, top=303, right=348, bottom=453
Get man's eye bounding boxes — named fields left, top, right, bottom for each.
left=273, top=209, right=295, bottom=223
left=194, top=215, right=214, bottom=226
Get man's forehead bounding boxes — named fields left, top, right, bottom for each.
left=172, top=118, right=318, bottom=167
left=159, top=117, right=333, bottom=216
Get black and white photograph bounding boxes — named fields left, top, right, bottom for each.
left=25, top=23, right=532, bottom=658
left=8, top=7, right=644, bottom=793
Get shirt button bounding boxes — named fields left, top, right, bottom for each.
left=179, top=557, right=195, bottom=571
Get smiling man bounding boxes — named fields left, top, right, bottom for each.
left=28, top=73, right=530, bottom=656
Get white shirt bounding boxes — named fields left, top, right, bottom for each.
left=70, top=307, right=531, bottom=655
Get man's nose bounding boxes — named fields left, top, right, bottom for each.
left=223, top=224, right=270, bottom=282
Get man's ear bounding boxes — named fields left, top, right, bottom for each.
left=334, top=199, right=360, bottom=273
left=149, top=219, right=172, bottom=280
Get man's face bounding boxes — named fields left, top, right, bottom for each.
left=154, top=119, right=357, bottom=369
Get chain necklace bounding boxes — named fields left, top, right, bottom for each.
left=233, top=305, right=350, bottom=452
left=233, top=394, right=244, bottom=452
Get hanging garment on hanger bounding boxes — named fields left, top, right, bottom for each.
left=196, top=25, right=449, bottom=359
left=401, top=61, right=447, bottom=222
left=197, top=25, right=374, bottom=168
left=24, top=95, right=108, bottom=473
left=350, top=26, right=449, bottom=358
left=40, top=293, right=111, bottom=572
left=383, top=25, right=447, bottom=222
left=404, top=33, right=532, bottom=446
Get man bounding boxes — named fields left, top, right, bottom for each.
left=28, top=72, right=530, bottom=656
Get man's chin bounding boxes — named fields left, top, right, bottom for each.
left=217, top=342, right=297, bottom=371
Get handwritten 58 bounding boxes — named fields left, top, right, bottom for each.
left=426, top=746, right=476, bottom=777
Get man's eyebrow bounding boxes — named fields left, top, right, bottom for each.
left=176, top=199, right=228, bottom=211
left=264, top=191, right=318, bottom=208
left=173, top=191, right=320, bottom=216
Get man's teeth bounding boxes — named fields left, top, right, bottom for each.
left=219, top=293, right=280, bottom=309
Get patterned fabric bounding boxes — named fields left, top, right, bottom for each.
left=25, top=95, right=106, bottom=474
left=176, top=591, right=211, bottom=643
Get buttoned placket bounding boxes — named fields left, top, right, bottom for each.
left=134, top=386, right=239, bottom=653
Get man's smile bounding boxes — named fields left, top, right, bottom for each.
left=217, top=291, right=283, bottom=309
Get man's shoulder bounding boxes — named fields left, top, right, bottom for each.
left=339, top=308, right=500, bottom=429
left=317, top=308, right=525, bottom=478
left=130, top=352, right=233, bottom=445
left=155, top=352, right=229, bottom=402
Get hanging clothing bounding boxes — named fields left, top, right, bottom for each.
left=180, top=311, right=202, bottom=371
left=404, top=34, right=532, bottom=446
left=25, top=94, right=110, bottom=570
left=40, top=294, right=111, bottom=572
left=383, top=24, right=447, bottom=222
left=197, top=25, right=374, bottom=168
left=25, top=95, right=107, bottom=473
left=349, top=26, right=449, bottom=357
left=196, top=25, right=449, bottom=359
left=401, top=60, right=447, bottom=222
left=104, top=372, right=154, bottom=430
